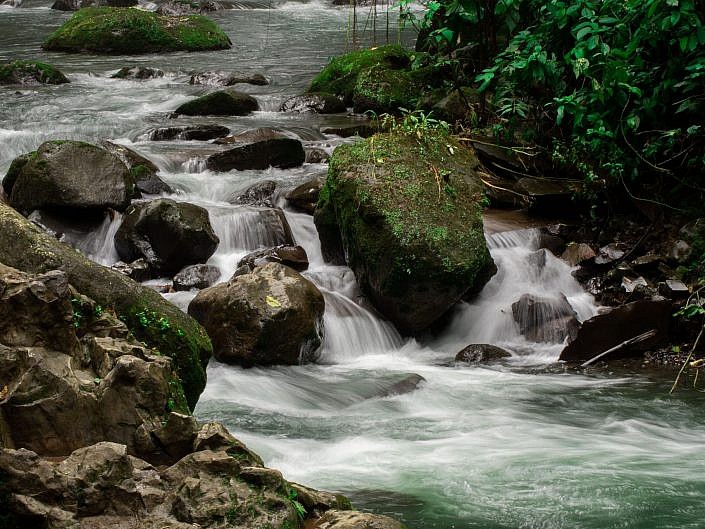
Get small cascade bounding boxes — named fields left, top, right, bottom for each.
left=181, top=157, right=208, bottom=173
left=72, top=212, right=123, bottom=266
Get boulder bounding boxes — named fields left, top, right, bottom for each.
left=155, top=0, right=221, bottom=14
left=314, top=510, right=405, bottom=529
left=321, top=123, right=376, bottom=138
left=455, top=343, right=511, bottom=363
left=229, top=180, right=277, bottom=207
left=280, top=93, right=346, bottom=113
left=115, top=199, right=219, bottom=276
left=148, top=124, right=230, bottom=141
left=511, top=293, right=579, bottom=343
left=559, top=299, right=671, bottom=363
left=206, top=138, right=305, bottom=171
left=100, top=140, right=174, bottom=195
left=111, top=65, right=164, bottom=79
left=286, top=174, right=326, bottom=214
left=290, top=482, right=352, bottom=518
left=42, top=7, right=232, bottom=53
left=351, top=64, right=417, bottom=114
left=315, top=132, right=495, bottom=334
left=561, top=242, right=596, bottom=266
left=5, top=140, right=135, bottom=214
left=173, top=89, right=258, bottom=116
left=188, top=262, right=325, bottom=367
left=0, top=264, right=190, bottom=460
left=0, top=201, right=212, bottom=410
left=173, top=264, right=220, bottom=291
left=237, top=245, right=309, bottom=272
left=0, top=60, right=69, bottom=85
left=306, top=147, right=330, bottom=164
left=214, top=127, right=287, bottom=145
left=111, top=258, right=152, bottom=282
left=190, top=70, right=268, bottom=86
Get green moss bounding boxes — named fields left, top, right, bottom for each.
left=309, top=45, right=411, bottom=105
left=0, top=60, right=69, bottom=85
left=42, top=7, right=231, bottom=54
left=119, top=304, right=209, bottom=410
left=352, top=64, right=418, bottom=115
left=129, top=164, right=154, bottom=180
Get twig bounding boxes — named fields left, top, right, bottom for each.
left=671, top=323, right=705, bottom=393
left=580, top=329, right=657, bottom=367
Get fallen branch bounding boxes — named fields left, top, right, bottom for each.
left=580, top=329, right=657, bottom=367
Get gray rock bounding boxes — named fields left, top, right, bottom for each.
left=561, top=243, right=596, bottom=266
left=99, top=140, right=173, bottom=195
left=237, top=245, right=309, bottom=272
left=173, top=264, right=220, bottom=291
left=314, top=510, right=405, bottom=529
left=155, top=0, right=221, bottom=14
left=320, top=123, right=375, bottom=138
left=188, top=262, right=325, bottom=367
left=207, top=138, right=305, bottom=171
left=173, top=90, right=258, bottom=117
left=512, top=293, right=579, bottom=343
left=111, top=66, right=164, bottom=80
left=286, top=175, right=325, bottom=214
left=455, top=343, right=511, bottom=363
left=280, top=93, right=346, bottom=113
left=305, top=147, right=330, bottom=164
left=111, top=259, right=152, bottom=282
left=229, top=180, right=277, bottom=207
left=189, top=70, right=268, bottom=86
left=148, top=125, right=230, bottom=141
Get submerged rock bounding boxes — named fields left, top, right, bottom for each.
left=173, top=264, right=221, bottom=291
left=111, top=65, right=163, bottom=79
left=0, top=202, right=212, bottom=409
left=190, top=70, right=268, bottom=86
left=206, top=137, right=305, bottom=171
left=5, top=140, right=135, bottom=215
left=188, top=262, right=325, bottom=367
left=511, top=293, right=579, bottom=343
left=0, top=59, right=69, bottom=85
left=148, top=124, right=230, bottom=141
left=173, top=89, right=258, bottom=116
left=315, top=131, right=496, bottom=334
left=559, top=299, right=671, bottom=363
left=42, top=7, right=232, bottom=53
left=237, top=245, right=309, bottom=272
left=280, top=92, right=346, bottom=113
left=455, top=343, right=511, bottom=363
left=229, top=180, right=277, bottom=207
left=115, top=199, right=219, bottom=276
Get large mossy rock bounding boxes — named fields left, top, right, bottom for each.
left=115, top=199, right=219, bottom=276
left=0, top=201, right=212, bottom=409
left=42, top=7, right=232, bottom=54
left=315, top=131, right=496, bottom=334
left=4, top=140, right=135, bottom=215
left=0, top=60, right=69, bottom=85
left=174, top=89, right=258, bottom=116
left=188, top=262, right=325, bottom=367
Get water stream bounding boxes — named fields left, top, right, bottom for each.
left=2, top=3, right=705, bottom=528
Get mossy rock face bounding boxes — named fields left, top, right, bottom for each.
left=308, top=45, right=411, bottom=105
left=42, top=7, right=232, bottom=54
left=173, top=89, right=258, bottom=116
left=0, top=60, right=69, bottom=85
left=352, top=64, right=418, bottom=115
left=0, top=201, right=212, bottom=409
left=317, top=131, right=496, bottom=334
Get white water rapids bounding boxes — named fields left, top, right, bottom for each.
left=2, top=2, right=705, bottom=527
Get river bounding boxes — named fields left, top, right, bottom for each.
left=1, top=2, right=705, bottom=528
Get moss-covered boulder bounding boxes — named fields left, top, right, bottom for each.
left=314, top=131, right=496, bottom=334
left=188, top=262, right=325, bottom=367
left=4, top=140, right=135, bottom=215
left=42, top=7, right=231, bottom=54
left=0, top=201, right=212, bottom=410
left=309, top=45, right=411, bottom=106
left=173, top=89, right=258, bottom=116
left=0, top=60, right=69, bottom=85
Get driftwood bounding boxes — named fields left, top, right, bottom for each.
left=580, top=329, right=657, bottom=367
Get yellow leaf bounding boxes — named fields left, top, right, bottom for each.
left=265, top=295, right=281, bottom=308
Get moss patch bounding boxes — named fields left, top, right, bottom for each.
left=0, top=60, right=69, bottom=85
left=321, top=130, right=495, bottom=332
left=42, top=7, right=231, bottom=54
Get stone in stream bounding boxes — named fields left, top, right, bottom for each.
left=214, top=127, right=287, bottom=145
left=156, top=0, right=223, bottom=14
left=173, top=90, right=258, bottom=117
left=376, top=373, right=426, bottom=397
left=314, top=510, right=405, bottom=529
left=286, top=174, right=326, bottom=214
left=0, top=59, right=69, bottom=85
left=51, top=0, right=136, bottom=9
left=206, top=138, right=305, bottom=171
left=148, top=124, right=230, bottom=141
left=561, top=242, right=596, bottom=266
left=111, top=258, right=152, bottom=282
left=190, top=70, right=269, bottom=86
left=228, top=180, right=277, bottom=207
left=111, top=65, right=164, bottom=80
left=233, top=207, right=296, bottom=249
left=173, top=264, right=221, bottom=291
left=280, top=92, right=346, bottom=114
left=455, top=344, right=512, bottom=363
left=115, top=199, right=219, bottom=276
left=100, top=140, right=174, bottom=195
left=306, top=147, right=330, bottom=164
left=237, top=245, right=309, bottom=272
left=42, top=8, right=232, bottom=54
left=188, top=262, right=325, bottom=367
left=4, top=140, right=136, bottom=215
left=511, top=293, right=579, bottom=343
left=315, top=131, right=496, bottom=334
left=558, top=299, right=671, bottom=363
left=320, top=123, right=376, bottom=138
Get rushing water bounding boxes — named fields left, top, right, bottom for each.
left=2, top=3, right=705, bottom=528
